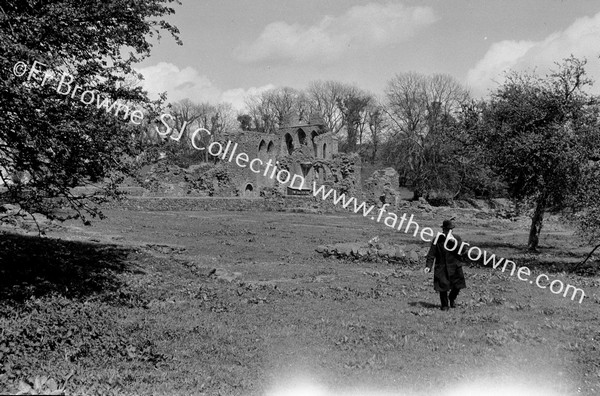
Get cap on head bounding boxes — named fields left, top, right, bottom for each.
left=441, top=219, right=456, bottom=229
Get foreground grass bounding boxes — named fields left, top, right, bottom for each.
left=1, top=209, right=599, bottom=395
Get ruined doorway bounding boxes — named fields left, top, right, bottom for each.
left=244, top=183, right=255, bottom=197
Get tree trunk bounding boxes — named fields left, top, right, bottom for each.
left=412, top=189, right=421, bottom=201
left=528, top=199, right=546, bottom=251
left=575, top=243, right=600, bottom=270
left=346, top=126, right=357, bottom=153
left=371, top=138, right=378, bottom=164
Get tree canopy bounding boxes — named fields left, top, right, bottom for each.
left=0, top=0, right=180, bottom=223
left=477, top=57, right=600, bottom=250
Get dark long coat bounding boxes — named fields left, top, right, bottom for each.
left=425, top=233, right=467, bottom=292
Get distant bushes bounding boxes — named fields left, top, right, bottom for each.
left=426, top=191, right=454, bottom=207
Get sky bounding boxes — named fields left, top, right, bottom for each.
left=135, top=0, right=600, bottom=110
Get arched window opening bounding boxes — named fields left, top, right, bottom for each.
left=267, top=140, right=274, bottom=159
left=258, top=140, right=267, bottom=161
left=311, top=131, right=318, bottom=155
left=285, top=133, right=294, bottom=155
left=297, top=129, right=307, bottom=146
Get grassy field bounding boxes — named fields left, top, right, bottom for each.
left=1, top=206, right=599, bottom=395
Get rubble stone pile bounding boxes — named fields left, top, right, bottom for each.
left=0, top=204, right=62, bottom=233
left=316, top=240, right=428, bottom=264
left=363, top=167, right=403, bottom=207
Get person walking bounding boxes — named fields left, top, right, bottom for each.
left=424, top=219, right=467, bottom=311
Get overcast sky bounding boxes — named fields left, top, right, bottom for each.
left=135, top=0, right=600, bottom=110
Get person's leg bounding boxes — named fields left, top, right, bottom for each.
left=439, top=291, right=449, bottom=310
left=449, top=288, right=460, bottom=308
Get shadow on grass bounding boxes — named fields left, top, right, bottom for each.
left=408, top=301, right=438, bottom=309
left=464, top=248, right=599, bottom=276
left=475, top=241, right=529, bottom=251
left=477, top=241, right=570, bottom=253
left=0, top=231, right=133, bottom=303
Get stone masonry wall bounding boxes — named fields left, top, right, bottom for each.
left=103, top=196, right=341, bottom=213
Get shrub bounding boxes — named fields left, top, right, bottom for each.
left=426, top=192, right=454, bottom=207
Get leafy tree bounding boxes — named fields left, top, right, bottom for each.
left=569, top=162, right=600, bottom=268
left=366, top=102, right=386, bottom=164
left=336, top=88, right=373, bottom=153
left=448, top=100, right=505, bottom=199
left=477, top=57, right=599, bottom=251
left=0, top=0, right=180, bottom=223
left=237, top=114, right=252, bottom=131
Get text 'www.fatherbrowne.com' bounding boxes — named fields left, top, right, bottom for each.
left=11, top=58, right=587, bottom=304
left=195, top=134, right=585, bottom=304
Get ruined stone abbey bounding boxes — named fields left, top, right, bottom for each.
left=218, top=118, right=360, bottom=198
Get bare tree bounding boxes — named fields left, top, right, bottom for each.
left=196, top=102, right=236, bottom=139
left=383, top=72, right=469, bottom=198
left=245, top=87, right=305, bottom=133
left=154, top=99, right=236, bottom=161
left=170, top=99, right=203, bottom=127
left=244, top=94, right=274, bottom=133
left=306, top=80, right=347, bottom=137
left=159, top=99, right=208, bottom=155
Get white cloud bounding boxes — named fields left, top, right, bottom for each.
left=467, top=12, right=600, bottom=97
left=222, top=84, right=276, bottom=111
left=136, top=62, right=222, bottom=103
left=135, top=62, right=273, bottom=111
left=235, top=2, right=437, bottom=63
